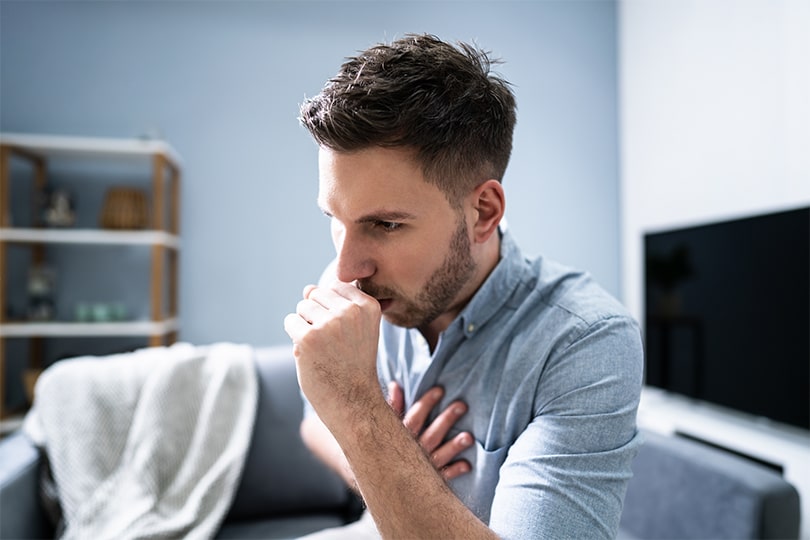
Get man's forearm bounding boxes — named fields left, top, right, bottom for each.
left=332, top=397, right=498, bottom=540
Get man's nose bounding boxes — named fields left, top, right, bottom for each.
left=333, top=229, right=375, bottom=283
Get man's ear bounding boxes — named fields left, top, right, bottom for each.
left=470, top=179, right=505, bottom=244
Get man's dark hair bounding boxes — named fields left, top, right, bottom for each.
left=299, top=33, right=517, bottom=204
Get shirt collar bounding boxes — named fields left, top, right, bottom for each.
left=455, top=228, right=524, bottom=339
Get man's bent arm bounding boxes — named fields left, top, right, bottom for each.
left=301, top=383, right=474, bottom=492
left=286, top=282, right=493, bottom=539
left=329, top=393, right=498, bottom=540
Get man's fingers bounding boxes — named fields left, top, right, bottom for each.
left=440, top=459, right=473, bottom=481
left=419, top=400, right=467, bottom=452
left=431, top=432, right=474, bottom=477
left=329, top=281, right=381, bottom=311
left=283, top=312, right=310, bottom=342
left=305, top=285, right=353, bottom=310
left=388, top=381, right=405, bottom=416
left=392, top=384, right=474, bottom=479
left=302, top=284, right=317, bottom=299
left=402, top=387, right=444, bottom=437
left=296, top=284, right=364, bottom=329
left=295, top=298, right=332, bottom=327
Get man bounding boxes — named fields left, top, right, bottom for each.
left=284, top=34, right=643, bottom=539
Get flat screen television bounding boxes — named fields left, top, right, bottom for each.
left=644, top=206, right=810, bottom=431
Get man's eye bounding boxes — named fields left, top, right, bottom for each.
left=375, top=221, right=402, bottom=232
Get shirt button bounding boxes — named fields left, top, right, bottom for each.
left=467, top=323, right=476, bottom=333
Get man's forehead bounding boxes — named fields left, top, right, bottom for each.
left=316, top=147, right=445, bottom=219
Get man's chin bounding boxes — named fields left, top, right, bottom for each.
left=382, top=308, right=432, bottom=330
left=381, top=307, right=412, bottom=328
left=379, top=300, right=408, bottom=327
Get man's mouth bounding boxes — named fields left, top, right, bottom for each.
left=356, top=281, right=393, bottom=312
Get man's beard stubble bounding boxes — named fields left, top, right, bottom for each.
left=358, top=217, right=476, bottom=329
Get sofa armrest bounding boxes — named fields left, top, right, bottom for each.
left=0, top=430, right=53, bottom=539
left=620, top=430, right=801, bottom=539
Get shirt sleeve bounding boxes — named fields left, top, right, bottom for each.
left=488, top=315, right=644, bottom=540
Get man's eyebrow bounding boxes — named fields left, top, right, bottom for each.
left=356, top=210, right=416, bottom=224
left=319, top=207, right=417, bottom=223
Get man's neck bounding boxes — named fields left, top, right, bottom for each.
left=418, top=235, right=502, bottom=352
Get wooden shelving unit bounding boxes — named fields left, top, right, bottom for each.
left=0, top=133, right=181, bottom=419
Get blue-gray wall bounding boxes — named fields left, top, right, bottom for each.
left=1, top=1, right=620, bottom=352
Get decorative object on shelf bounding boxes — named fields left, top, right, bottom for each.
left=41, top=188, right=76, bottom=227
left=75, top=303, right=92, bottom=322
left=92, top=303, right=111, bottom=322
left=111, top=302, right=127, bottom=321
left=100, top=187, right=149, bottom=229
left=75, top=302, right=129, bottom=322
left=27, top=265, right=56, bottom=321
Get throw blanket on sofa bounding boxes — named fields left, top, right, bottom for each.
left=23, top=342, right=258, bottom=540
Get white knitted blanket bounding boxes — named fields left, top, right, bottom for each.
left=23, top=342, right=258, bottom=540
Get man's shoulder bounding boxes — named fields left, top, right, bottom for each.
left=505, top=256, right=644, bottom=395
left=516, top=255, right=634, bottom=329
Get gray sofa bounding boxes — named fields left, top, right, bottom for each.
left=0, top=346, right=362, bottom=539
left=0, top=345, right=801, bottom=539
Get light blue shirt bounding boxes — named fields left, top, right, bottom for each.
left=376, top=230, right=644, bottom=539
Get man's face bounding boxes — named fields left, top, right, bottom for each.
left=318, top=146, right=476, bottom=329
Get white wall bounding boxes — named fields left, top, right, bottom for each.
left=619, top=1, right=810, bottom=536
left=620, top=0, right=810, bottom=320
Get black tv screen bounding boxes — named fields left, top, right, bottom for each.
left=644, top=206, right=810, bottom=431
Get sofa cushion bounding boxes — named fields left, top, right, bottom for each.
left=226, top=346, right=354, bottom=521
left=216, top=514, right=347, bottom=539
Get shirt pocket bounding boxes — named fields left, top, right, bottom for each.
left=448, top=440, right=509, bottom=524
